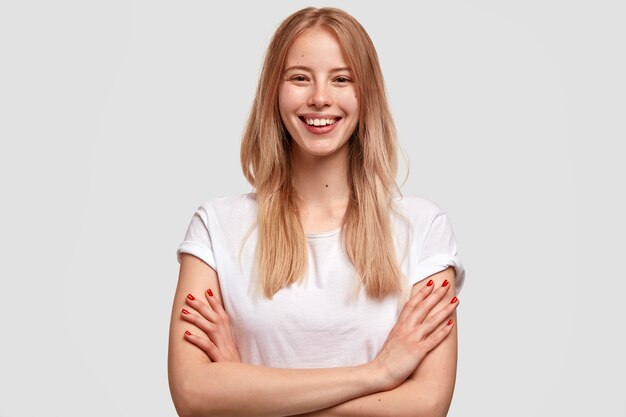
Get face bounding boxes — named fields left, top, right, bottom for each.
left=278, top=27, right=359, bottom=160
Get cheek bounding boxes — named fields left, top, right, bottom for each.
left=278, top=89, right=299, bottom=135
left=278, top=88, right=300, bottom=114
left=278, top=90, right=291, bottom=121
left=338, top=89, right=359, bottom=113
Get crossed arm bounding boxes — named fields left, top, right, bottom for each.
left=168, top=254, right=458, bottom=417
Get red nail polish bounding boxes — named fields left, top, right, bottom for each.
left=447, top=319, right=453, bottom=326
left=427, top=279, right=433, bottom=286
left=442, top=280, right=449, bottom=287
left=450, top=296, right=458, bottom=304
left=187, top=294, right=195, bottom=301
left=182, top=308, right=190, bottom=315
left=207, top=288, right=214, bottom=297
left=185, top=330, right=191, bottom=336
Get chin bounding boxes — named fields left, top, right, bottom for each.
left=306, top=144, right=348, bottom=158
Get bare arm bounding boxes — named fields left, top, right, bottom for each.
left=169, top=254, right=457, bottom=417
left=295, top=267, right=459, bottom=417
left=168, top=254, right=385, bottom=417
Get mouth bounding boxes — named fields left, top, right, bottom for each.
left=298, top=116, right=341, bottom=127
left=298, top=116, right=342, bottom=134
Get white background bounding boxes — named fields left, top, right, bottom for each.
left=1, top=0, right=624, bottom=415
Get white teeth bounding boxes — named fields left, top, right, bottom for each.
left=304, top=118, right=338, bottom=126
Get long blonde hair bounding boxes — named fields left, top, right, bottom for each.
left=240, top=7, right=406, bottom=300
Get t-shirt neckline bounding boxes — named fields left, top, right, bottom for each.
left=305, top=226, right=342, bottom=239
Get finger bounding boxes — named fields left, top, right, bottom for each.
left=184, top=330, right=223, bottom=362
left=181, top=308, right=218, bottom=336
left=186, top=293, right=220, bottom=323
left=398, top=280, right=435, bottom=324
left=204, top=288, right=227, bottom=316
left=186, top=294, right=234, bottom=352
left=406, top=280, right=452, bottom=328
left=205, top=288, right=230, bottom=323
left=417, top=318, right=455, bottom=355
left=416, top=296, right=459, bottom=340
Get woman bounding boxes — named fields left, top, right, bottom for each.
left=168, top=6, right=465, bottom=417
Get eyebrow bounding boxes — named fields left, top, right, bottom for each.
left=284, top=65, right=351, bottom=73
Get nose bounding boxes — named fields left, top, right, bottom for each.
left=307, top=82, right=333, bottom=107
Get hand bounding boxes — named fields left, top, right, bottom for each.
left=370, top=279, right=459, bottom=391
left=181, top=289, right=241, bottom=363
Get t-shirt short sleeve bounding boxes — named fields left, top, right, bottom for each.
left=412, top=211, right=465, bottom=294
left=176, top=205, right=216, bottom=271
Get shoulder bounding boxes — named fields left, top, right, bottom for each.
left=392, top=193, right=447, bottom=228
left=195, top=192, right=257, bottom=218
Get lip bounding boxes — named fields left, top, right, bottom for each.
left=298, top=113, right=342, bottom=119
left=299, top=116, right=341, bottom=134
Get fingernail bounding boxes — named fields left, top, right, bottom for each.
left=182, top=308, right=190, bottom=315
left=450, top=296, right=458, bottom=304
left=185, top=330, right=191, bottom=336
left=447, top=319, right=453, bottom=326
left=442, top=280, right=449, bottom=287
left=427, top=279, right=433, bottom=286
left=187, top=293, right=195, bottom=301
left=207, top=288, right=214, bottom=297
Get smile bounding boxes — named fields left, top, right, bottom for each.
left=303, top=117, right=338, bottom=126
left=298, top=116, right=341, bottom=134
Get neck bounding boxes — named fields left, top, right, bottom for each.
left=290, top=145, right=350, bottom=209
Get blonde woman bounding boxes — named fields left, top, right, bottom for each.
left=168, top=7, right=465, bottom=417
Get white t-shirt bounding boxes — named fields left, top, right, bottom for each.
left=176, top=192, right=465, bottom=369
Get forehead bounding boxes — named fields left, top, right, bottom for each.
left=284, top=27, right=350, bottom=69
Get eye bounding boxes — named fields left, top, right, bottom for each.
left=289, top=75, right=308, bottom=82
left=334, top=76, right=352, bottom=83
